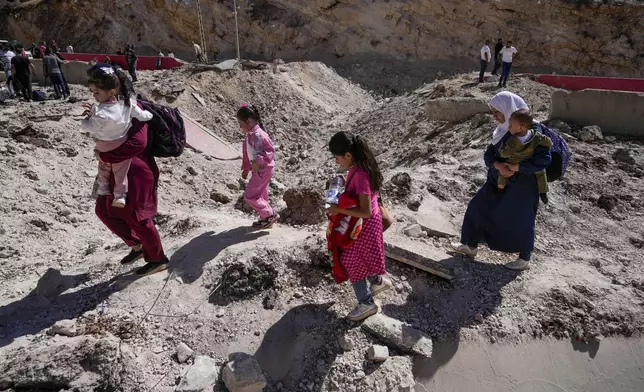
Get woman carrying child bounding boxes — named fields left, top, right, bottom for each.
left=327, top=132, right=393, bottom=321
left=452, top=92, right=552, bottom=271
left=82, top=66, right=168, bottom=276
left=238, top=105, right=279, bottom=229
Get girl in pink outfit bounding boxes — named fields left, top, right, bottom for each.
left=80, top=66, right=152, bottom=208
left=238, top=105, right=278, bottom=229
left=326, top=131, right=392, bottom=321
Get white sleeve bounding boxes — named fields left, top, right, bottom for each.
left=130, top=98, right=153, bottom=122
left=80, top=112, right=110, bottom=134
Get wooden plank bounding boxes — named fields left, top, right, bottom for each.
left=191, top=92, right=206, bottom=107
left=384, top=241, right=454, bottom=280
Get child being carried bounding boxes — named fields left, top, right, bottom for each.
left=500, top=109, right=552, bottom=204
left=80, top=66, right=152, bottom=207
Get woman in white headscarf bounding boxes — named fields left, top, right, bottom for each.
left=452, top=92, right=552, bottom=270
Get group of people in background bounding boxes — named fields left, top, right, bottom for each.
left=479, top=38, right=518, bottom=87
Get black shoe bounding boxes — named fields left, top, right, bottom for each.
left=502, top=83, right=507, bottom=87
left=120, top=248, right=144, bottom=265
left=135, top=257, right=169, bottom=277
left=540, top=193, right=549, bottom=204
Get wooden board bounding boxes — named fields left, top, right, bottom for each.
left=183, top=114, right=241, bottom=161
left=384, top=241, right=455, bottom=280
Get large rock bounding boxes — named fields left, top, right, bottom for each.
left=362, top=314, right=433, bottom=357
left=403, top=224, right=423, bottom=238
left=425, top=98, right=490, bottom=122
left=0, top=334, right=122, bottom=391
left=48, top=319, right=78, bottom=337
left=222, top=352, right=266, bottom=392
left=577, top=125, right=604, bottom=142
left=176, top=356, right=220, bottom=392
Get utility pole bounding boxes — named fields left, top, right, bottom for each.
left=196, top=0, right=208, bottom=62
left=233, top=0, right=241, bottom=60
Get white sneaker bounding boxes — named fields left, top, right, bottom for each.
left=347, top=303, right=379, bottom=321
left=505, top=258, right=530, bottom=271
left=451, top=243, right=478, bottom=258
left=371, top=276, right=392, bottom=297
left=111, top=197, right=126, bottom=208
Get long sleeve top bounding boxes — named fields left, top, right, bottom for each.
left=80, top=97, right=153, bottom=141
left=241, top=124, right=275, bottom=171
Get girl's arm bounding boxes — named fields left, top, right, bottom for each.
left=252, top=132, right=275, bottom=167
left=241, top=137, right=251, bottom=171
left=131, top=101, right=153, bottom=122
left=333, top=193, right=373, bottom=219
left=516, top=145, right=552, bottom=174
left=99, top=122, right=148, bottom=163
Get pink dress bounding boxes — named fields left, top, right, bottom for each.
left=340, top=167, right=386, bottom=283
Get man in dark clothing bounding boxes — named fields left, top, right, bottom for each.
left=492, top=38, right=503, bottom=76
left=11, top=46, right=36, bottom=102
left=124, top=44, right=138, bottom=82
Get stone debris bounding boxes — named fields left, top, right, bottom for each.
left=362, top=314, right=433, bottom=357
left=0, top=334, right=122, bottom=391
left=367, top=345, right=389, bottom=362
left=338, top=336, right=355, bottom=351
left=48, top=319, right=78, bottom=337
left=362, top=356, right=416, bottom=391
left=176, top=342, right=195, bottom=364
left=222, top=352, right=267, bottom=392
left=577, top=125, right=603, bottom=143
left=177, top=355, right=220, bottom=392
left=403, top=224, right=423, bottom=238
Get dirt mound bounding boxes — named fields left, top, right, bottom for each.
left=216, top=257, right=278, bottom=300
left=281, top=186, right=325, bottom=225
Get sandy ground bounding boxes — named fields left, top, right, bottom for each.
left=0, top=63, right=643, bottom=391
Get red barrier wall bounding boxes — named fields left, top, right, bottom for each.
left=537, top=75, right=644, bottom=93
left=59, top=53, right=184, bottom=70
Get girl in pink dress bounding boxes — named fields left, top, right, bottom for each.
left=327, top=131, right=392, bottom=321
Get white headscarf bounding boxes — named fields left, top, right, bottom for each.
left=488, top=91, right=529, bottom=145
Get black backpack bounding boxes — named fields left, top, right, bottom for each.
left=136, top=94, right=186, bottom=158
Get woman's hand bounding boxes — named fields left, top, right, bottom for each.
left=241, top=170, right=249, bottom=180
left=494, top=162, right=514, bottom=178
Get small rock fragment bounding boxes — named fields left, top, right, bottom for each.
left=187, top=166, right=199, bottom=176
left=403, top=224, right=423, bottom=238
left=176, top=342, right=195, bottom=364
left=367, top=345, right=389, bottom=362
left=577, top=125, right=603, bottom=143
left=338, top=336, right=355, bottom=351
left=177, top=356, right=220, bottom=392
left=48, top=319, right=77, bottom=337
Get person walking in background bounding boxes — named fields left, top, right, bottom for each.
left=168, top=50, right=175, bottom=59
left=66, top=44, right=74, bottom=53
left=0, top=44, right=16, bottom=99
left=479, top=40, right=491, bottom=83
left=238, top=104, right=278, bottom=229
left=51, top=40, right=60, bottom=54
left=498, top=40, right=518, bottom=88
left=11, top=45, right=36, bottom=102
left=42, top=47, right=67, bottom=99
left=492, top=38, right=503, bottom=76
left=124, top=44, right=138, bottom=82
left=192, top=41, right=205, bottom=63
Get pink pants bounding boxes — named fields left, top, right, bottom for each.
left=244, top=167, right=275, bottom=220
left=96, top=138, right=130, bottom=199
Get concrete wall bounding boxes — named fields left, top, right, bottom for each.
left=0, top=59, right=89, bottom=85
left=549, top=89, right=644, bottom=137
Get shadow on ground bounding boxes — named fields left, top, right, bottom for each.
left=254, top=302, right=350, bottom=392
left=383, top=255, right=520, bottom=383
left=0, top=268, right=137, bottom=348
left=168, top=226, right=270, bottom=284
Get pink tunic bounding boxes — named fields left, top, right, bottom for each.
left=340, top=167, right=386, bottom=283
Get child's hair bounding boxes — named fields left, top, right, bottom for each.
left=87, top=67, right=134, bottom=106
left=236, top=104, right=265, bottom=131
left=329, top=131, right=383, bottom=192
left=510, top=109, right=533, bottom=128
